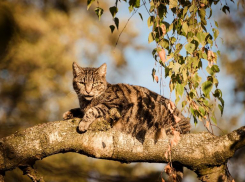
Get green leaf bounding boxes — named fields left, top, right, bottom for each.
left=114, top=17, right=119, bottom=29
left=138, top=13, right=143, bottom=21
left=109, top=6, right=118, bottom=18
left=170, top=37, right=177, bottom=44
left=217, top=50, right=221, bottom=56
left=212, top=28, right=219, bottom=40
left=109, top=25, right=115, bottom=33
left=128, top=5, right=134, bottom=12
left=206, top=66, right=214, bottom=76
left=215, top=21, right=219, bottom=28
left=218, top=97, right=225, bottom=107
left=176, top=83, right=184, bottom=96
left=182, top=22, right=188, bottom=35
left=202, top=81, right=213, bottom=97
left=147, top=16, right=155, bottom=27
left=129, top=0, right=140, bottom=8
left=87, top=0, right=95, bottom=10
left=198, top=106, right=205, bottom=116
left=194, top=116, right=198, bottom=125
left=182, top=100, right=187, bottom=108
left=160, top=39, right=169, bottom=49
left=169, top=0, right=178, bottom=9
left=213, top=89, right=222, bottom=98
left=198, top=8, right=207, bottom=25
left=211, top=114, right=217, bottom=124
left=222, top=5, right=230, bottom=14
left=148, top=32, right=154, bottom=43
left=211, top=65, right=220, bottom=73
left=196, top=32, right=207, bottom=46
left=185, top=42, right=196, bottom=54
left=218, top=104, right=224, bottom=116
left=151, top=68, right=156, bottom=81
left=95, top=7, right=104, bottom=21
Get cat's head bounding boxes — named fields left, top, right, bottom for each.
left=72, top=62, right=107, bottom=101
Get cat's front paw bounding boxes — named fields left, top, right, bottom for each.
left=78, top=121, right=91, bottom=132
left=63, top=111, right=74, bottom=120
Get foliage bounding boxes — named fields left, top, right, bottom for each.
left=85, top=0, right=243, bottom=128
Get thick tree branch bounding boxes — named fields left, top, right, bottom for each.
left=0, top=118, right=244, bottom=181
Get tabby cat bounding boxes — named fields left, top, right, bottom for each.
left=63, top=62, right=190, bottom=143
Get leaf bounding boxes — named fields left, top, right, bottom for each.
left=129, top=0, right=140, bottom=8
left=128, top=5, right=134, bottom=12
left=222, top=5, right=230, bottom=14
left=147, top=16, right=155, bottom=27
left=185, top=42, right=196, bottom=54
left=160, top=39, right=169, bottom=49
left=151, top=68, right=156, bottom=81
left=212, top=28, right=219, bottom=40
left=205, top=120, right=210, bottom=129
left=215, top=21, right=219, bottom=28
left=168, top=101, right=176, bottom=113
left=161, top=24, right=167, bottom=36
left=196, top=32, right=207, bottom=46
left=182, top=22, right=188, bottom=35
left=114, top=17, right=119, bottom=29
left=202, top=81, right=213, bottom=97
left=218, top=104, right=224, bottom=116
left=218, top=97, right=225, bottom=107
left=176, top=83, right=184, bottom=96
left=171, top=130, right=180, bottom=147
left=87, top=0, right=95, bottom=10
left=109, top=6, right=118, bottom=18
left=148, top=32, right=154, bottom=43
left=206, top=66, right=214, bottom=75
left=172, top=62, right=181, bottom=73
left=169, top=0, right=178, bottom=9
left=95, top=7, right=104, bottom=21
left=109, top=25, right=115, bottom=33
left=158, top=49, right=166, bottom=63
left=198, top=8, right=207, bottom=25
left=211, top=65, right=220, bottom=73
left=138, top=12, right=143, bottom=21
left=213, top=89, right=222, bottom=98
left=154, top=75, right=159, bottom=83
left=211, top=114, right=217, bottom=124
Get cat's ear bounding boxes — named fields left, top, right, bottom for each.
left=97, top=63, right=107, bottom=77
left=73, top=62, right=82, bottom=77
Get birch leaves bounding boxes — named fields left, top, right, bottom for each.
left=147, top=0, right=227, bottom=126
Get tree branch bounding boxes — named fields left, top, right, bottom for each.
left=0, top=118, right=244, bottom=181
left=19, top=166, right=45, bottom=182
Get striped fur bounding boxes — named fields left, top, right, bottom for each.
left=64, top=62, right=191, bottom=143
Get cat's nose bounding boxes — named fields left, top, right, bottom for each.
left=85, top=84, right=92, bottom=93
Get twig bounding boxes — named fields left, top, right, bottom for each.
left=115, top=4, right=144, bottom=47
left=0, top=171, right=4, bottom=182
left=19, top=166, right=45, bottom=182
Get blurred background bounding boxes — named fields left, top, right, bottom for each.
left=0, top=0, right=244, bottom=181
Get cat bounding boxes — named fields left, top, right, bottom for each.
left=63, top=62, right=191, bottom=143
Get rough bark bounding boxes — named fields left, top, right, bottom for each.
left=0, top=118, right=244, bottom=181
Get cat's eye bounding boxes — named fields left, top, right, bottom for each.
left=93, top=82, right=99, bottom=87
